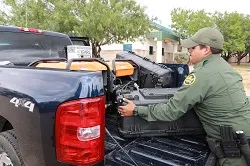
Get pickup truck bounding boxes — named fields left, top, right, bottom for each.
left=0, top=25, right=215, bottom=166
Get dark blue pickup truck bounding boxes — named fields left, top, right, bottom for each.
left=0, top=25, right=215, bottom=166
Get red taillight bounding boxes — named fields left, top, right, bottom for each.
left=19, top=27, right=43, bottom=33
left=55, top=96, right=105, bottom=166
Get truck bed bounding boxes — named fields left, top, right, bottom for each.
left=105, top=114, right=216, bottom=166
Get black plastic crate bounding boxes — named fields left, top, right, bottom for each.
left=116, top=51, right=173, bottom=88
left=117, top=88, right=205, bottom=138
left=118, top=109, right=205, bottom=138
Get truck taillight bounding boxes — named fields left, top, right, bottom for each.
left=55, top=96, right=105, bottom=165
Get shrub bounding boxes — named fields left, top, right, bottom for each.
left=173, top=52, right=189, bottom=64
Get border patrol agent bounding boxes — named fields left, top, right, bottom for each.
left=119, top=27, right=250, bottom=166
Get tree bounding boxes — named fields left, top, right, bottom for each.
left=74, top=0, right=152, bottom=57
left=1, top=0, right=152, bottom=58
left=0, top=13, right=6, bottom=24
left=170, top=8, right=250, bottom=65
left=1, top=0, right=79, bottom=33
left=0, top=1, right=10, bottom=24
left=170, top=8, right=214, bottom=39
left=2, top=0, right=52, bottom=29
left=45, top=0, right=82, bottom=34
left=214, top=12, right=250, bottom=65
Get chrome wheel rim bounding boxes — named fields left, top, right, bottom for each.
left=0, top=152, right=13, bottom=166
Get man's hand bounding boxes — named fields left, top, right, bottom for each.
left=118, top=98, right=136, bottom=116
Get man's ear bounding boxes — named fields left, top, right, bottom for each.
left=204, top=46, right=212, bottom=55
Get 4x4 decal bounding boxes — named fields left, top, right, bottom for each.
left=10, top=97, right=35, bottom=112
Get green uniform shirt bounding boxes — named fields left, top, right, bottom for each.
left=137, top=54, right=250, bottom=139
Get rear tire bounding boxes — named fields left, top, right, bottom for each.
left=0, top=130, right=24, bottom=166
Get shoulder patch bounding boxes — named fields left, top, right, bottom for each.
left=184, top=73, right=196, bottom=86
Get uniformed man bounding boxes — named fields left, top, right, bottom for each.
left=119, top=27, right=250, bottom=166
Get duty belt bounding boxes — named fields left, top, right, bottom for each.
left=206, top=136, right=241, bottom=159
left=206, top=125, right=250, bottom=166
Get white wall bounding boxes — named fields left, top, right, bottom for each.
left=101, top=43, right=123, bottom=51
left=100, top=38, right=179, bottom=62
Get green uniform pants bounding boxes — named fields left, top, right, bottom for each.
left=216, top=156, right=247, bottom=166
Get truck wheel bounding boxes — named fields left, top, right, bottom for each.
left=0, top=130, right=24, bottom=166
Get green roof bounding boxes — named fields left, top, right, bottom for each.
left=146, top=22, right=179, bottom=41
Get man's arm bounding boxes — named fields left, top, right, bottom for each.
left=119, top=72, right=209, bottom=121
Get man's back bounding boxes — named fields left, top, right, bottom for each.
left=193, top=54, right=250, bottom=139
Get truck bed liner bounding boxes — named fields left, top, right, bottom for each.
left=105, top=114, right=216, bottom=166
left=105, top=136, right=216, bottom=166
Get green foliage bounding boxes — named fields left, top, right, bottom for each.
left=2, top=0, right=52, bottom=29
left=1, top=0, right=152, bottom=57
left=0, top=13, right=6, bottom=24
left=173, top=52, right=189, bottom=64
left=214, top=12, right=250, bottom=52
left=1, top=0, right=80, bottom=33
left=171, top=8, right=250, bottom=65
left=47, top=0, right=81, bottom=34
left=0, top=4, right=8, bottom=25
left=74, top=0, right=152, bottom=57
left=171, top=8, right=214, bottom=38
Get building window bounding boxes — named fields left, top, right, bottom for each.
left=162, top=48, right=164, bottom=56
left=149, top=46, right=153, bottom=55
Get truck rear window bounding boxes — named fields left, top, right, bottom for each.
left=0, top=32, right=72, bottom=65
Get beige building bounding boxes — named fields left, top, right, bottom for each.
left=100, top=23, right=182, bottom=63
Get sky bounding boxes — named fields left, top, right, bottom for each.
left=136, top=0, right=250, bottom=28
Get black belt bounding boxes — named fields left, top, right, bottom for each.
left=206, top=136, right=241, bottom=159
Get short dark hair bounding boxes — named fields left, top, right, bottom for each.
left=210, top=47, right=223, bottom=54
left=198, top=45, right=222, bottom=54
